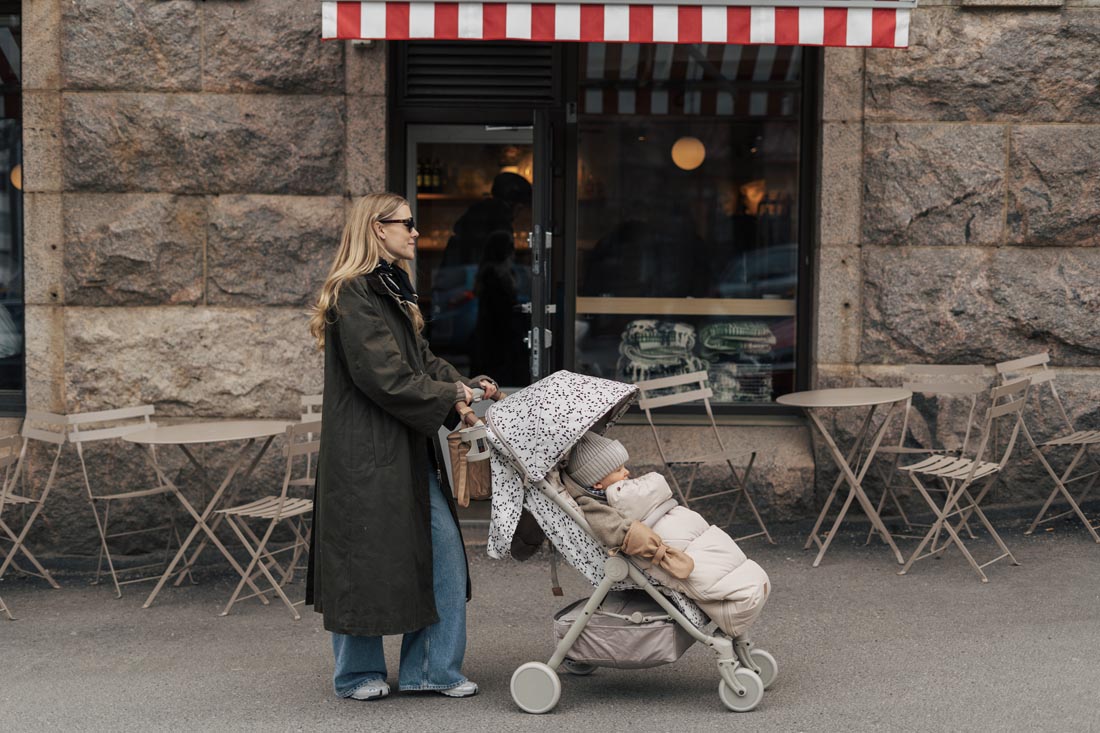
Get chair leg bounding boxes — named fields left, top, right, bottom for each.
left=898, top=474, right=952, bottom=576
left=937, top=506, right=989, bottom=583
left=0, top=592, right=12, bottom=621
left=725, top=454, right=773, bottom=544
left=0, top=510, right=61, bottom=590
left=238, top=519, right=290, bottom=583
left=221, top=515, right=299, bottom=620
left=964, top=495, right=1019, bottom=569
left=1026, top=445, right=1100, bottom=543
left=284, top=519, right=311, bottom=584
left=220, top=515, right=260, bottom=616
left=86, top=498, right=123, bottom=598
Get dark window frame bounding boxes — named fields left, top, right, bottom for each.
left=0, top=1, right=22, bottom=416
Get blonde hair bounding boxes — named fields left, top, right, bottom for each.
left=309, top=193, right=424, bottom=348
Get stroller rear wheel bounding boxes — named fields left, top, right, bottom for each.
left=749, top=649, right=778, bottom=690
left=718, top=668, right=764, bottom=712
left=511, top=662, right=561, bottom=714
left=561, top=658, right=597, bottom=676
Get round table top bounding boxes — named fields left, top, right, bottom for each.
left=776, top=387, right=912, bottom=409
left=122, top=420, right=292, bottom=446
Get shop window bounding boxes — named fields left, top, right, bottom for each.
left=575, top=43, right=804, bottom=405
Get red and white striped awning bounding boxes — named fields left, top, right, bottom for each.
left=322, top=0, right=914, bottom=48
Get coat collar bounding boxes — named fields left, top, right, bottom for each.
left=363, top=270, right=410, bottom=309
left=362, top=271, right=417, bottom=331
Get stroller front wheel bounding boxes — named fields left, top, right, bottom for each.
left=511, top=662, right=561, bottom=714
left=749, top=649, right=778, bottom=690
left=718, top=669, right=764, bottom=712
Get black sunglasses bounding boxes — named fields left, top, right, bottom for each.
left=378, top=217, right=416, bottom=231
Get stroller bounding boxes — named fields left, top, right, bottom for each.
left=461, top=370, right=777, bottom=713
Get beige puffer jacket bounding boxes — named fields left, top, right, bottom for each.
left=606, top=472, right=770, bottom=637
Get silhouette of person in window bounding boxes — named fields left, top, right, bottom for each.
left=470, top=230, right=529, bottom=386
left=441, top=172, right=532, bottom=268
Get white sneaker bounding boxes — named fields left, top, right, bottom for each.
left=349, top=680, right=390, bottom=701
left=439, top=680, right=479, bottom=698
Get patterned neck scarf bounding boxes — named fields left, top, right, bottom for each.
left=373, top=260, right=418, bottom=305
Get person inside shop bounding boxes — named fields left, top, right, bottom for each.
left=440, top=171, right=532, bottom=268
left=471, top=229, right=529, bottom=386
left=306, top=192, right=498, bottom=702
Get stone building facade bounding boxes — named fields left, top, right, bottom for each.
left=15, top=0, right=1100, bottom=556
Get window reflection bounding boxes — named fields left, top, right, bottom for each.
left=575, top=43, right=802, bottom=405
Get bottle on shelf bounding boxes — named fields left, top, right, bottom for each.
left=416, top=159, right=425, bottom=191
left=430, top=158, right=442, bottom=192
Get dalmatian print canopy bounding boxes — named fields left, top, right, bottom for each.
left=484, top=370, right=709, bottom=629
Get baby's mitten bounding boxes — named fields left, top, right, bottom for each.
left=620, top=521, right=694, bottom=579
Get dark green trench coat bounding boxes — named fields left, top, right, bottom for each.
left=305, top=272, right=472, bottom=637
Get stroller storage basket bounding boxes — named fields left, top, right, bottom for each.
left=553, top=590, right=696, bottom=669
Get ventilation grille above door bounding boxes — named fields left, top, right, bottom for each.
left=400, top=41, right=558, bottom=105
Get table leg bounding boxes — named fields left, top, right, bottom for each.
left=170, top=436, right=276, bottom=586
left=845, top=402, right=906, bottom=563
left=804, top=407, right=876, bottom=550
left=807, top=405, right=906, bottom=566
left=141, top=442, right=267, bottom=609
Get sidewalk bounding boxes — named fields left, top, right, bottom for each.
left=2, top=519, right=1099, bottom=732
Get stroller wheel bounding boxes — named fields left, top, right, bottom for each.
left=511, top=662, right=561, bottom=714
left=718, top=669, right=764, bottom=712
left=561, top=658, right=597, bottom=676
left=749, top=649, right=778, bottom=690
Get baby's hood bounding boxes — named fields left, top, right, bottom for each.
left=606, top=472, right=674, bottom=522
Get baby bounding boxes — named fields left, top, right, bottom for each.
left=564, top=431, right=770, bottom=638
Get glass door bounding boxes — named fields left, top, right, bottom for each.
left=408, top=124, right=547, bottom=392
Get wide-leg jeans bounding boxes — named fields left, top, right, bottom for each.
left=331, top=469, right=468, bottom=697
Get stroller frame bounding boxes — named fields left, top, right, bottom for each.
left=509, top=477, right=774, bottom=713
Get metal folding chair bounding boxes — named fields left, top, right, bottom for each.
left=995, top=353, right=1100, bottom=543
left=867, top=365, right=987, bottom=544
left=68, top=406, right=183, bottom=598
left=0, top=413, right=66, bottom=619
left=216, top=420, right=318, bottom=619
left=635, top=371, right=773, bottom=544
left=897, top=378, right=1030, bottom=583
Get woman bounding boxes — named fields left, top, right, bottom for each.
left=306, top=193, right=497, bottom=701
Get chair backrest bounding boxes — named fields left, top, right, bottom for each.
left=0, top=433, right=24, bottom=514
left=21, top=410, right=69, bottom=445
left=282, top=419, right=321, bottom=497
left=65, top=406, right=159, bottom=500
left=971, top=378, right=1031, bottom=472
left=898, top=364, right=988, bottom=456
left=635, top=370, right=727, bottom=462
left=16, top=411, right=69, bottom=502
left=301, top=394, right=323, bottom=421
left=67, top=405, right=157, bottom=446
left=994, top=352, right=1073, bottom=436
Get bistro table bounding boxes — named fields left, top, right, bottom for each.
left=776, top=388, right=912, bottom=567
left=123, top=420, right=291, bottom=609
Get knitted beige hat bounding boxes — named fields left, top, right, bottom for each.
left=566, top=431, right=630, bottom=487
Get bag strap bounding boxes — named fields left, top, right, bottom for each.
left=455, top=403, right=480, bottom=428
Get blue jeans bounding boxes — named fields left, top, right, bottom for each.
left=331, top=470, right=469, bottom=696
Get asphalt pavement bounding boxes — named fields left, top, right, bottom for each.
left=2, top=517, right=1099, bottom=732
